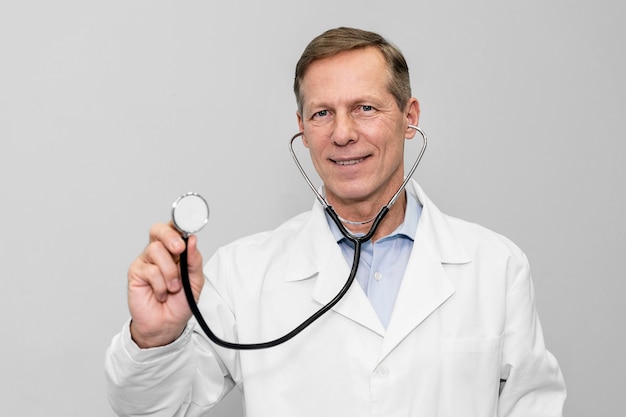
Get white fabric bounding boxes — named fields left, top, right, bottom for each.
left=105, top=180, right=566, bottom=417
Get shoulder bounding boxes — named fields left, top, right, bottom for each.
left=231, top=210, right=311, bottom=247
left=209, top=210, right=314, bottom=262
left=446, top=214, right=526, bottom=258
left=439, top=213, right=532, bottom=285
left=412, top=181, right=527, bottom=262
left=203, top=209, right=321, bottom=293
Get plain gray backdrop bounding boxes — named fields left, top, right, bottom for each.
left=1, top=1, right=624, bottom=416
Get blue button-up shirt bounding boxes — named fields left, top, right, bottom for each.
left=326, top=192, right=422, bottom=328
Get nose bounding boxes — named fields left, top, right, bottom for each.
left=331, top=112, right=357, bottom=146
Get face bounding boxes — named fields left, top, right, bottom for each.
left=297, top=47, right=420, bottom=209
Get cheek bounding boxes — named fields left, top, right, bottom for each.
left=306, top=143, right=329, bottom=175
left=302, top=130, right=326, bottom=156
left=301, top=124, right=319, bottom=148
left=307, top=143, right=325, bottom=164
left=380, top=137, right=406, bottom=167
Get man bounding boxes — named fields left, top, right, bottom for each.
left=106, top=27, right=566, bottom=416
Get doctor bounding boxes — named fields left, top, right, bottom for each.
left=106, top=27, right=566, bottom=416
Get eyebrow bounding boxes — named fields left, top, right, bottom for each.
left=305, top=94, right=385, bottom=112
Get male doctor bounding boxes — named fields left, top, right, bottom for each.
left=106, top=27, right=566, bottom=416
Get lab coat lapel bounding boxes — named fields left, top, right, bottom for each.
left=285, top=202, right=385, bottom=336
left=380, top=182, right=470, bottom=359
left=314, top=246, right=386, bottom=336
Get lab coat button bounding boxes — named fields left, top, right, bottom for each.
left=374, top=271, right=382, bottom=281
left=375, top=366, right=388, bottom=377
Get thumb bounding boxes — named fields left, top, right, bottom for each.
left=184, top=235, right=205, bottom=299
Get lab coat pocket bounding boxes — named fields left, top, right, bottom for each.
left=439, top=336, right=503, bottom=417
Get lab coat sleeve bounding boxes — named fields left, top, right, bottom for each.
left=497, top=251, right=566, bottom=417
left=104, top=320, right=234, bottom=417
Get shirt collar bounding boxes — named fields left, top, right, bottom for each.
left=326, top=191, right=422, bottom=243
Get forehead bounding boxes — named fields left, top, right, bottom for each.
left=300, top=47, right=391, bottom=102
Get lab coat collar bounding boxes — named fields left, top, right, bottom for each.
left=380, top=181, right=470, bottom=358
left=284, top=180, right=471, bottom=345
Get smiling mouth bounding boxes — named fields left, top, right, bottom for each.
left=333, top=157, right=365, bottom=166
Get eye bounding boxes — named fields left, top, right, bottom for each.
left=361, top=105, right=374, bottom=112
left=313, top=109, right=329, bottom=118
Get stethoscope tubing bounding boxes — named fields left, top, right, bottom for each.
left=181, top=231, right=366, bottom=350
left=180, top=126, right=427, bottom=350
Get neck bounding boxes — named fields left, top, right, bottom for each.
left=333, top=191, right=407, bottom=241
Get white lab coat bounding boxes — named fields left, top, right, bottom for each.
left=105, top=181, right=566, bottom=417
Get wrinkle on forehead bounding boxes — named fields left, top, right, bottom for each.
left=299, top=48, right=394, bottom=115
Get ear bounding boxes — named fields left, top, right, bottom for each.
left=296, top=110, right=310, bottom=148
left=404, top=98, right=420, bottom=139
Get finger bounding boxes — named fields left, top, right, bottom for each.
left=149, top=222, right=186, bottom=255
left=182, top=235, right=205, bottom=299
left=141, top=240, right=183, bottom=294
left=128, top=256, right=169, bottom=302
left=185, top=235, right=203, bottom=274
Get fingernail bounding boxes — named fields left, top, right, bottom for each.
left=169, top=278, right=180, bottom=292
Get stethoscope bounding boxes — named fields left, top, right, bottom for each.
left=173, top=125, right=427, bottom=350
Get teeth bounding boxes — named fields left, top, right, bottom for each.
left=336, top=158, right=364, bottom=166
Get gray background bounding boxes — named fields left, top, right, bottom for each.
left=1, top=1, right=623, bottom=416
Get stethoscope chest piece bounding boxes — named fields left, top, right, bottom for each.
left=171, top=192, right=210, bottom=237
